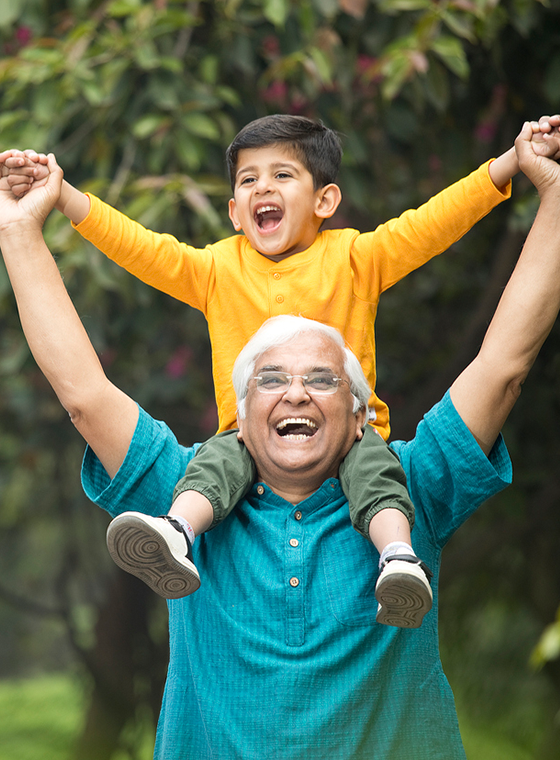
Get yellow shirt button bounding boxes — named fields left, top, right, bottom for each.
left=273, top=272, right=281, bottom=279
left=276, top=295, right=284, bottom=303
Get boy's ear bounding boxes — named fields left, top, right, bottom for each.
left=315, top=183, right=342, bottom=220
left=228, top=198, right=243, bottom=231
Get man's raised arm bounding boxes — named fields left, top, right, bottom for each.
left=0, top=154, right=138, bottom=478
left=450, top=122, right=560, bottom=454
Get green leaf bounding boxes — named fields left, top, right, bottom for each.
left=430, top=35, right=469, bottom=79
left=181, top=113, right=221, bottom=141
left=132, top=114, right=169, bottom=139
left=309, top=47, right=333, bottom=84
left=378, top=0, right=433, bottom=12
left=263, top=0, right=290, bottom=28
left=0, top=0, right=21, bottom=29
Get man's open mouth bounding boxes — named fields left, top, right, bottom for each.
left=255, top=204, right=283, bottom=232
left=276, top=418, right=317, bottom=440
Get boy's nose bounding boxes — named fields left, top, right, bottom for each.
left=255, top=174, right=274, bottom=194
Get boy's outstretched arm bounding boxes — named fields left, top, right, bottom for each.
left=450, top=121, right=560, bottom=453
left=0, top=149, right=90, bottom=224
left=488, top=114, right=560, bottom=190
left=0, top=154, right=137, bottom=478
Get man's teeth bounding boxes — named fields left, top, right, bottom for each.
left=276, top=418, right=317, bottom=439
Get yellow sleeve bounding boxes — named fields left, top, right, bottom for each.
left=351, top=161, right=511, bottom=300
left=73, top=194, right=214, bottom=314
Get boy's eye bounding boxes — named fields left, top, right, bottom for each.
left=276, top=172, right=291, bottom=179
left=240, top=176, right=255, bottom=185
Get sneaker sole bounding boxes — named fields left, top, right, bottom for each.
left=375, top=571, right=432, bottom=628
left=106, top=514, right=200, bottom=599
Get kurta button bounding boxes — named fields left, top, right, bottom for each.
left=273, top=272, right=281, bottom=279
left=294, top=510, right=302, bottom=520
left=257, top=485, right=265, bottom=495
left=276, top=294, right=284, bottom=303
left=289, top=538, right=299, bottom=547
left=289, top=577, right=299, bottom=587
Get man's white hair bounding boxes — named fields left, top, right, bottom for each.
left=233, top=315, right=372, bottom=424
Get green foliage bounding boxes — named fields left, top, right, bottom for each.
left=532, top=608, right=560, bottom=669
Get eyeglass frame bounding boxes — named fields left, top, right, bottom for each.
left=251, top=370, right=350, bottom=395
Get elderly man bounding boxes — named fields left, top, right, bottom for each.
left=1, top=123, right=560, bottom=759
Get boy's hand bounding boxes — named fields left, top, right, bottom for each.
left=0, top=149, right=50, bottom=198
left=0, top=153, right=63, bottom=232
left=529, top=115, right=560, bottom=161
left=516, top=121, right=560, bottom=198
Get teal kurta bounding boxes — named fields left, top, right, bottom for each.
left=82, top=391, right=512, bottom=759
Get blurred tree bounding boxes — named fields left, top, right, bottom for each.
left=0, top=0, right=559, bottom=757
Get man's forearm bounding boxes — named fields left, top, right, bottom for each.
left=0, top=224, right=106, bottom=415
left=450, top=127, right=560, bottom=453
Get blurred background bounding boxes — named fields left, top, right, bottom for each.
left=0, top=0, right=560, bottom=758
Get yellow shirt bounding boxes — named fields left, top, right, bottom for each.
left=74, top=161, right=509, bottom=437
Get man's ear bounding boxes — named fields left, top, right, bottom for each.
left=236, top=415, right=244, bottom=441
left=315, top=183, right=342, bottom=220
left=228, top=198, right=242, bottom=231
left=355, top=407, right=367, bottom=440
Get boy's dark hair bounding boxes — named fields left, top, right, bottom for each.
left=226, top=114, right=343, bottom=191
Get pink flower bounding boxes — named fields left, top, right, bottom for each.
left=165, top=346, right=193, bottom=379
left=15, top=26, right=32, bottom=46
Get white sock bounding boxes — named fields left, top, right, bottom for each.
left=169, top=515, right=196, bottom=545
left=379, top=541, right=415, bottom=569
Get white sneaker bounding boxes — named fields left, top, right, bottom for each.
left=106, top=512, right=200, bottom=599
left=375, top=555, right=433, bottom=628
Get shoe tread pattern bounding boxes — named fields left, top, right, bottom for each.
left=107, top=515, right=200, bottom=599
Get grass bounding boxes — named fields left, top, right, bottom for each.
left=0, top=671, right=540, bottom=760
left=0, top=673, right=85, bottom=760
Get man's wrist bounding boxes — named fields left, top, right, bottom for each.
left=0, top=219, right=44, bottom=243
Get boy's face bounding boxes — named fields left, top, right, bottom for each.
left=228, top=145, right=341, bottom=260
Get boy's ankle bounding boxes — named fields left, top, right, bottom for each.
left=379, top=541, right=414, bottom=568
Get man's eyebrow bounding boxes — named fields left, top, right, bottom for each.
left=255, top=363, right=283, bottom=373
left=254, top=364, right=337, bottom=374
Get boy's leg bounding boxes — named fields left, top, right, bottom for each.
left=106, top=431, right=256, bottom=599
left=338, top=425, right=433, bottom=628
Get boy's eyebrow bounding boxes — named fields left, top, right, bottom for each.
left=235, top=160, right=302, bottom=180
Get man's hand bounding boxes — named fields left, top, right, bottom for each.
left=0, top=153, right=63, bottom=234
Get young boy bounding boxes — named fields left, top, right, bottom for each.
left=5, top=114, right=559, bottom=629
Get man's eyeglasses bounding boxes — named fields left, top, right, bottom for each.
left=252, top=371, right=348, bottom=395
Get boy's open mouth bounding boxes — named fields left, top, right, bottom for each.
left=255, top=204, right=283, bottom=232
left=276, top=418, right=317, bottom=440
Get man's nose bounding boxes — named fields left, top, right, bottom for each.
left=282, top=376, right=311, bottom=404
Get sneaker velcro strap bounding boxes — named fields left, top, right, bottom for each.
left=383, top=554, right=433, bottom=583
